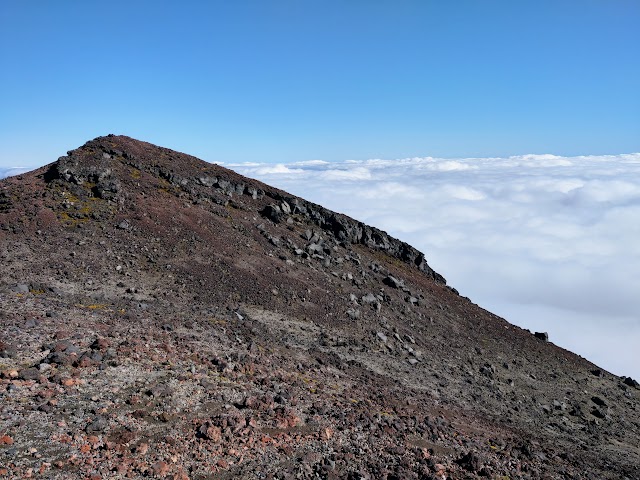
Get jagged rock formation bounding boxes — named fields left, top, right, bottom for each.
left=0, top=135, right=638, bottom=479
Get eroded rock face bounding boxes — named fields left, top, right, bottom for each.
left=262, top=192, right=447, bottom=285
left=46, top=152, right=121, bottom=200
left=0, top=135, right=638, bottom=479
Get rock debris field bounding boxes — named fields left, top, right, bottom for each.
left=0, top=135, right=638, bottom=479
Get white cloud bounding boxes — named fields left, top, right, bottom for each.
left=319, top=167, right=372, bottom=181
left=291, top=160, right=330, bottom=167
left=424, top=160, right=475, bottom=171
left=0, top=167, right=31, bottom=179
left=234, top=152, right=640, bottom=380
left=243, top=163, right=305, bottom=176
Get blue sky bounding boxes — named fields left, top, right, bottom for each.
left=1, top=1, right=639, bottom=169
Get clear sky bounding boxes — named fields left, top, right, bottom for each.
left=1, top=0, right=639, bottom=169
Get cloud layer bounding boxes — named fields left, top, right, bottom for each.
left=0, top=167, right=31, bottom=179
left=232, top=153, right=640, bottom=380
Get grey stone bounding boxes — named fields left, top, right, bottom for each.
left=553, top=400, right=566, bottom=410
left=269, top=236, right=280, bottom=246
left=198, top=176, right=217, bottom=187
left=89, top=351, right=103, bottom=362
left=480, top=364, right=495, bottom=377
left=383, top=275, right=404, bottom=289
left=361, top=293, right=378, bottom=304
left=292, top=202, right=307, bottom=214
left=0, top=342, right=17, bottom=358
left=306, top=243, right=323, bottom=254
left=86, top=416, right=108, bottom=433
left=346, top=309, right=360, bottom=320
left=261, top=204, right=282, bottom=223
left=66, top=344, right=81, bottom=355
left=246, top=187, right=259, bottom=199
left=47, top=352, right=71, bottom=365
left=19, top=368, right=41, bottom=381
left=534, top=332, right=549, bottom=341
left=406, top=296, right=419, bottom=305
left=38, top=363, right=52, bottom=372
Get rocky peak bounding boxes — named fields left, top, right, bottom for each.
left=43, top=134, right=447, bottom=285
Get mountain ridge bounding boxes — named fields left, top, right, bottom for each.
left=0, top=135, right=638, bottom=479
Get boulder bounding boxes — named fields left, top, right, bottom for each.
left=261, top=204, right=282, bottom=223
left=13, top=284, right=29, bottom=293
left=534, top=332, right=549, bottom=342
left=197, top=176, right=217, bottom=187
left=346, top=309, right=360, bottom=320
left=383, top=275, right=404, bottom=289
left=361, top=293, right=378, bottom=304
left=591, top=396, right=607, bottom=407
left=456, top=451, right=482, bottom=472
left=19, top=368, right=41, bottom=381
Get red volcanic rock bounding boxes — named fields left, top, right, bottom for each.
left=151, top=461, right=170, bottom=477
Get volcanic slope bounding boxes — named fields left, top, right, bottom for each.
left=0, top=135, right=638, bottom=479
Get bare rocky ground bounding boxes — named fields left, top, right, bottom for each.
left=0, top=135, right=638, bottom=479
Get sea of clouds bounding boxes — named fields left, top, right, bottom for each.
left=0, top=167, right=31, bottom=179
left=231, top=153, right=640, bottom=380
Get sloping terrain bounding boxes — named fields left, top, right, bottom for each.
left=0, top=135, right=638, bottom=479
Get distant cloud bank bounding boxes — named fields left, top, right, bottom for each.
left=0, top=167, right=31, bottom=179
left=232, top=153, right=640, bottom=380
